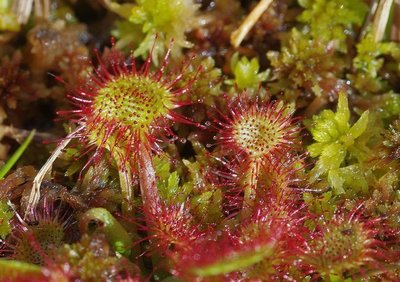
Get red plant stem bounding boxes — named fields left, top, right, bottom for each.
left=138, top=140, right=161, bottom=214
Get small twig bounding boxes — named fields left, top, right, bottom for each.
left=231, top=0, right=274, bottom=48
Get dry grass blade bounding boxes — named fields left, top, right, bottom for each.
left=24, top=125, right=81, bottom=218
left=12, top=0, right=49, bottom=24
left=373, top=0, right=395, bottom=42
left=12, top=0, right=33, bottom=24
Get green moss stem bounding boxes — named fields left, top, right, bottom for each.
left=79, top=207, right=132, bottom=257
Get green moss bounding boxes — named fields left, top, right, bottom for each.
left=107, top=0, right=200, bottom=64
left=131, top=0, right=199, bottom=60
left=307, top=92, right=371, bottom=194
left=379, top=92, right=400, bottom=120
left=0, top=200, right=13, bottom=239
left=267, top=29, right=344, bottom=100
left=225, top=53, right=269, bottom=91
left=153, top=154, right=192, bottom=204
left=298, top=0, right=368, bottom=51
left=354, top=33, right=400, bottom=78
left=383, top=119, right=400, bottom=150
left=178, top=57, right=222, bottom=106
left=303, top=191, right=336, bottom=218
left=54, top=234, right=135, bottom=281
left=190, top=188, right=223, bottom=224
left=0, top=0, right=19, bottom=32
left=80, top=208, right=132, bottom=257
left=351, top=32, right=400, bottom=94
left=110, top=20, right=143, bottom=51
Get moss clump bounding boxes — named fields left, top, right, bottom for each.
left=0, top=200, right=13, bottom=239
left=307, top=92, right=370, bottom=194
left=53, top=234, right=136, bottom=281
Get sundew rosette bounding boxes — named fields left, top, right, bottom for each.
left=213, top=94, right=301, bottom=215
left=26, top=46, right=201, bottom=216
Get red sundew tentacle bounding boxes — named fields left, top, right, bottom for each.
left=167, top=62, right=202, bottom=95
left=109, top=127, right=130, bottom=158
left=141, top=51, right=153, bottom=78
left=123, top=132, right=135, bottom=162
left=93, top=49, right=113, bottom=81
left=155, top=42, right=172, bottom=81
left=109, top=55, right=122, bottom=77
left=164, top=72, right=186, bottom=90
left=89, top=70, right=107, bottom=87
left=68, top=95, right=91, bottom=104
left=78, top=149, right=104, bottom=181
left=166, top=111, right=202, bottom=128
left=128, top=56, right=138, bottom=77
left=56, top=109, right=82, bottom=116
left=169, top=99, right=193, bottom=108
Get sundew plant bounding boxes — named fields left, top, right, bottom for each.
left=0, top=0, right=400, bottom=281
